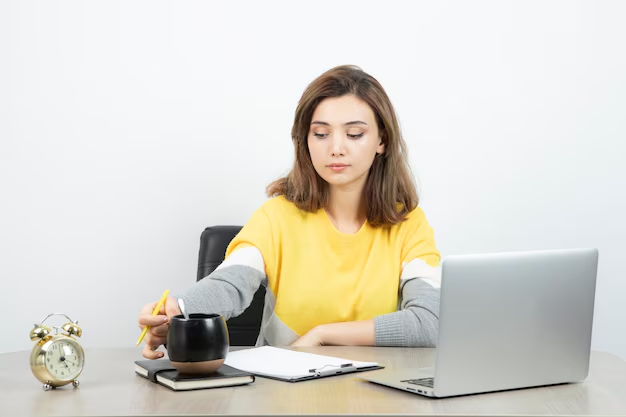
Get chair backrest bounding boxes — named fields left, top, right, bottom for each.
left=197, top=226, right=266, bottom=346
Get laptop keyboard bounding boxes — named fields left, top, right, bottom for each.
left=402, top=377, right=434, bottom=388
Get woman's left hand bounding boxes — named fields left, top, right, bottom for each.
left=290, top=326, right=325, bottom=347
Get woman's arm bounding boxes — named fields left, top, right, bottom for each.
left=373, top=277, right=440, bottom=347
left=295, top=319, right=375, bottom=346
left=293, top=276, right=440, bottom=347
left=179, top=246, right=267, bottom=319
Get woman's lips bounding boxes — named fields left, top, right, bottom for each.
left=328, top=164, right=348, bottom=172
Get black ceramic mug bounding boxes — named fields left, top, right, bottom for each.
left=166, top=313, right=230, bottom=374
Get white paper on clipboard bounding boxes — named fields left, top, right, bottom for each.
left=224, top=346, right=381, bottom=381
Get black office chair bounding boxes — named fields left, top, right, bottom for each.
left=196, top=226, right=266, bottom=346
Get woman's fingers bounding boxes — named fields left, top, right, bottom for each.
left=138, top=313, right=169, bottom=329
left=150, top=324, right=169, bottom=337
left=137, top=298, right=177, bottom=359
left=142, top=344, right=163, bottom=359
left=142, top=334, right=166, bottom=359
left=165, top=297, right=182, bottom=318
left=145, top=333, right=166, bottom=348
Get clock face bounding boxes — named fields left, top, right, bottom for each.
left=44, top=338, right=84, bottom=381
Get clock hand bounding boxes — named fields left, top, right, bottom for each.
left=59, top=357, right=70, bottom=370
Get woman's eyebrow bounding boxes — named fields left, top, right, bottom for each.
left=311, top=120, right=368, bottom=126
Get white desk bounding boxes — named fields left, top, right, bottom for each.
left=1, top=346, right=625, bottom=416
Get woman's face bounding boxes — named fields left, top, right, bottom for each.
left=307, top=95, right=384, bottom=191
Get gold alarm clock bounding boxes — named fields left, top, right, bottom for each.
left=29, top=313, right=85, bottom=391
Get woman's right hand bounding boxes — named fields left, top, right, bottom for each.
left=137, top=296, right=181, bottom=359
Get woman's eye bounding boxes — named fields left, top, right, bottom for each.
left=312, top=132, right=363, bottom=139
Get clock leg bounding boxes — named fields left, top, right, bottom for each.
left=72, top=379, right=80, bottom=388
left=43, top=382, right=53, bottom=391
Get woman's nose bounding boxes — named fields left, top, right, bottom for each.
left=329, top=135, right=346, bottom=156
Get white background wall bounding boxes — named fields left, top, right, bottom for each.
left=1, top=1, right=624, bottom=358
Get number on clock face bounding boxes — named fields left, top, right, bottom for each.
left=45, top=340, right=83, bottom=381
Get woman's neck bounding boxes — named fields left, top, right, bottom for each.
left=325, top=186, right=366, bottom=234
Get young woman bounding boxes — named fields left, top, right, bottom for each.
left=138, top=65, right=441, bottom=359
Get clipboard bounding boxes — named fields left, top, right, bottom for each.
left=223, top=346, right=384, bottom=382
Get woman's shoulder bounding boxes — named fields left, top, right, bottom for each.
left=393, top=204, right=430, bottom=231
left=405, top=205, right=427, bottom=220
left=395, top=202, right=426, bottom=220
left=257, top=195, right=303, bottom=217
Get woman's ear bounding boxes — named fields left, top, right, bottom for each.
left=377, top=136, right=385, bottom=155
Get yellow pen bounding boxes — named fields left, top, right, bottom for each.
left=136, top=289, right=170, bottom=346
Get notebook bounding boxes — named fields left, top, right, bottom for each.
left=134, top=359, right=255, bottom=391
left=224, top=346, right=383, bottom=382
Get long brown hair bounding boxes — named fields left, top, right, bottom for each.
left=267, top=65, right=418, bottom=227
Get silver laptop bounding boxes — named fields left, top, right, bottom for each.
left=363, top=248, right=598, bottom=398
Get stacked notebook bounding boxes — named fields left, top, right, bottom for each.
left=134, top=359, right=255, bottom=391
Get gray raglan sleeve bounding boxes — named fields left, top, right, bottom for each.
left=374, top=277, right=440, bottom=347
left=177, top=205, right=273, bottom=320
left=176, top=264, right=267, bottom=320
